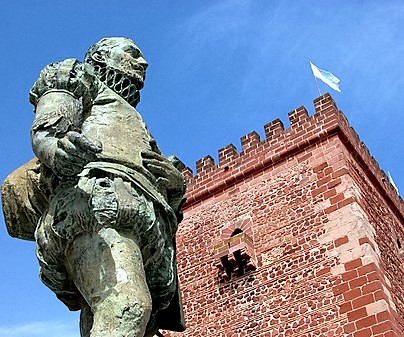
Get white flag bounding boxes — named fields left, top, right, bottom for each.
left=310, top=62, right=341, bottom=92
left=387, top=171, right=399, bottom=195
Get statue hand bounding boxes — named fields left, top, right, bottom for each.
left=54, top=131, right=102, bottom=176
left=141, top=150, right=185, bottom=194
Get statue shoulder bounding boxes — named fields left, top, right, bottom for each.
left=29, top=59, right=99, bottom=112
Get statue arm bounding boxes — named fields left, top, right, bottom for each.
left=30, top=59, right=101, bottom=177
left=31, top=114, right=101, bottom=177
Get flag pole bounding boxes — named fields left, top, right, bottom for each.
left=314, top=76, right=322, bottom=96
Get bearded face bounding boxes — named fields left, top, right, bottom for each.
left=108, top=43, right=148, bottom=86
left=85, top=37, right=148, bottom=106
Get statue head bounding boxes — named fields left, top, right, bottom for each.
left=85, top=37, right=148, bottom=107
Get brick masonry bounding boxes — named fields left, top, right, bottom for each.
left=165, top=94, right=404, bottom=337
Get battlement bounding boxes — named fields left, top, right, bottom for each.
left=182, top=94, right=337, bottom=181
left=182, top=94, right=403, bottom=221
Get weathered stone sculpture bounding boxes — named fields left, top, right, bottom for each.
left=1, top=37, right=186, bottom=337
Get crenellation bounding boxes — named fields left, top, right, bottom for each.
left=195, top=154, right=215, bottom=176
left=185, top=93, right=403, bottom=226
left=191, top=97, right=335, bottom=183
left=314, top=93, right=338, bottom=114
left=334, top=110, right=404, bottom=219
left=218, top=143, right=238, bottom=166
left=288, top=105, right=309, bottom=125
left=264, top=118, right=284, bottom=140
left=371, top=156, right=382, bottom=176
left=182, top=166, right=195, bottom=186
left=240, top=131, right=261, bottom=152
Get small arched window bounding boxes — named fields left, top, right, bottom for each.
left=231, top=228, right=243, bottom=237
left=397, top=237, right=404, bottom=260
left=214, top=227, right=256, bottom=280
left=231, top=228, right=246, bottom=276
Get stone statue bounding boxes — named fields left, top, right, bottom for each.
left=1, top=37, right=186, bottom=337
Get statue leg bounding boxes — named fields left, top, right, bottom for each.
left=79, top=302, right=93, bottom=337
left=65, top=227, right=152, bottom=337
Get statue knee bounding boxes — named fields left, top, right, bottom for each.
left=119, top=300, right=152, bottom=325
left=90, top=289, right=152, bottom=336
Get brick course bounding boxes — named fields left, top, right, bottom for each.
left=165, top=93, right=404, bottom=336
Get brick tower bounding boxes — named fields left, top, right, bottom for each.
left=166, top=94, right=404, bottom=337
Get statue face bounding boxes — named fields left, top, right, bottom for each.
left=85, top=37, right=148, bottom=88
left=107, top=41, right=148, bottom=85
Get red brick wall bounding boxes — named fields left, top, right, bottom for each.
left=165, top=94, right=404, bottom=337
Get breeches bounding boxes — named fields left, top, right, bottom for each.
left=35, top=173, right=177, bottom=312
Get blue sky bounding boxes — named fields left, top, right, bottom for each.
left=1, top=1, right=403, bottom=335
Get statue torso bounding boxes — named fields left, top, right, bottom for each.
left=82, top=84, right=153, bottom=171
